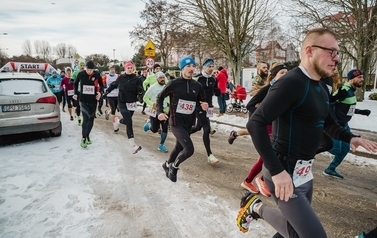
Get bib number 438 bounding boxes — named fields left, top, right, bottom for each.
left=176, top=99, right=196, bottom=115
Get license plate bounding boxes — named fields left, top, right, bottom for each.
left=2, top=104, right=31, bottom=112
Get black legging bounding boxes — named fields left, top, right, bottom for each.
left=80, top=102, right=97, bottom=138
left=168, top=125, right=194, bottom=167
left=150, top=116, right=168, bottom=133
left=53, top=91, right=63, bottom=104
left=75, top=93, right=81, bottom=116
left=118, top=103, right=135, bottom=139
left=62, top=93, right=66, bottom=108
left=191, top=111, right=212, bottom=156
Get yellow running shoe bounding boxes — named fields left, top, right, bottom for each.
left=236, top=192, right=261, bottom=233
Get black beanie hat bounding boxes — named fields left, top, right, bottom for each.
left=153, top=64, right=161, bottom=70
left=86, top=61, right=95, bottom=69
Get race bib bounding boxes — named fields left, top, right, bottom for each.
left=145, top=106, right=157, bottom=117
left=54, top=84, right=60, bottom=89
left=82, top=85, right=95, bottom=95
left=292, top=159, right=313, bottom=187
left=67, top=90, right=75, bottom=96
left=206, top=107, right=214, bottom=117
left=126, top=102, right=137, bottom=111
left=176, top=99, right=196, bottom=115
left=347, top=104, right=356, bottom=116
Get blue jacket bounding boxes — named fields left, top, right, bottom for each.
left=46, top=76, right=62, bottom=93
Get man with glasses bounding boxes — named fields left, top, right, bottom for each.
left=73, top=61, right=103, bottom=148
left=323, top=69, right=371, bottom=179
left=236, top=28, right=377, bottom=237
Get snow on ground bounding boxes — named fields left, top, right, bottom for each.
left=0, top=113, right=276, bottom=237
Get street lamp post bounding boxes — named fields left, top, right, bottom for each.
left=113, top=49, right=115, bottom=62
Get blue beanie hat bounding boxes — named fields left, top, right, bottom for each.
left=347, top=69, right=362, bottom=80
left=179, top=56, right=195, bottom=70
left=203, top=58, right=214, bottom=68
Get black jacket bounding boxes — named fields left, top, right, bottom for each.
left=106, top=73, right=143, bottom=103
left=74, top=70, right=103, bottom=103
left=156, top=77, right=206, bottom=127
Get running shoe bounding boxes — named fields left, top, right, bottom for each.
left=98, top=108, right=103, bottom=115
left=70, top=116, right=74, bottom=121
left=141, top=111, right=146, bottom=115
left=255, top=176, right=271, bottom=197
left=210, top=128, right=216, bottom=135
left=162, top=162, right=169, bottom=178
left=241, top=180, right=259, bottom=194
left=323, top=169, right=344, bottom=179
left=158, top=144, right=168, bottom=153
left=143, top=120, right=150, bottom=132
left=207, top=154, right=219, bottom=165
left=104, top=110, right=110, bottom=120
left=168, top=164, right=179, bottom=182
left=131, top=145, right=142, bottom=154
left=80, top=138, right=87, bottom=148
left=228, top=130, right=237, bottom=144
left=62, top=108, right=65, bottom=112
left=77, top=116, right=82, bottom=126
left=355, top=232, right=374, bottom=238
left=113, top=117, right=120, bottom=133
left=236, top=192, right=261, bottom=233
left=86, top=137, right=92, bottom=145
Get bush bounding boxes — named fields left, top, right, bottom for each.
left=368, top=93, right=377, bottom=100
left=365, top=85, right=373, bottom=91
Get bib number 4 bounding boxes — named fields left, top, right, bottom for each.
left=292, top=159, right=313, bottom=187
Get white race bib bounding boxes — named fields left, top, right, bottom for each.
left=206, top=107, right=214, bottom=117
left=67, top=90, right=75, bottom=96
left=54, top=84, right=60, bottom=89
left=347, top=104, right=356, bottom=116
left=145, top=106, right=157, bottom=117
left=176, top=99, right=196, bottom=115
left=82, top=85, right=95, bottom=95
left=292, top=159, right=313, bottom=187
left=126, top=102, right=137, bottom=111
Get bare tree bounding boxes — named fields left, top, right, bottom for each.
left=129, top=0, right=184, bottom=67
left=66, top=44, right=78, bottom=59
left=55, top=43, right=67, bottom=58
left=40, top=41, right=52, bottom=61
left=22, top=40, right=32, bottom=56
left=287, top=0, right=377, bottom=100
left=176, top=0, right=274, bottom=84
left=34, top=40, right=42, bottom=58
left=85, top=54, right=110, bottom=67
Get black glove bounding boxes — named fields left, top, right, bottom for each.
left=358, top=109, right=371, bottom=116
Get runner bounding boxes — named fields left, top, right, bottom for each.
left=60, top=67, right=75, bottom=121
left=156, top=56, right=208, bottom=182
left=191, top=58, right=219, bottom=165
left=142, top=71, right=170, bottom=152
left=238, top=63, right=288, bottom=197
left=323, top=69, right=371, bottom=179
left=73, top=61, right=103, bottom=148
left=236, top=28, right=377, bottom=237
left=104, top=61, right=143, bottom=154
left=60, top=70, right=67, bottom=112
left=104, top=65, right=120, bottom=132
left=46, top=70, right=63, bottom=106
left=71, top=61, right=86, bottom=126
left=142, top=64, right=162, bottom=114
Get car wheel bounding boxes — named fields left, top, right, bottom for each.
left=49, top=121, right=62, bottom=137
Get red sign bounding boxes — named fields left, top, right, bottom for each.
left=145, top=57, right=155, bottom=69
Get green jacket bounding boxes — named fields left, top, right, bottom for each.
left=143, top=74, right=157, bottom=91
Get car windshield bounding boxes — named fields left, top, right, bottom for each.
left=0, top=78, right=48, bottom=96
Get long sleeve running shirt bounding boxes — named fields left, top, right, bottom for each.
left=156, top=77, right=206, bottom=127
left=248, top=67, right=356, bottom=176
left=106, top=73, right=143, bottom=103
left=74, top=71, right=103, bottom=103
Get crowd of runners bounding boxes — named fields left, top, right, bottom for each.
left=49, top=27, right=377, bottom=238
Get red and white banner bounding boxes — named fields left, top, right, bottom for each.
left=0, top=62, right=56, bottom=73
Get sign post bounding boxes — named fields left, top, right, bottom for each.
left=144, top=40, right=156, bottom=73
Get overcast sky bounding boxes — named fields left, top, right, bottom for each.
left=0, top=0, right=147, bottom=60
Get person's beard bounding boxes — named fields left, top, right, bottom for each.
left=313, top=61, right=332, bottom=78
left=158, top=80, right=165, bottom=85
left=259, top=70, right=268, bottom=78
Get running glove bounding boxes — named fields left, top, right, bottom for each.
left=357, top=109, right=371, bottom=116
